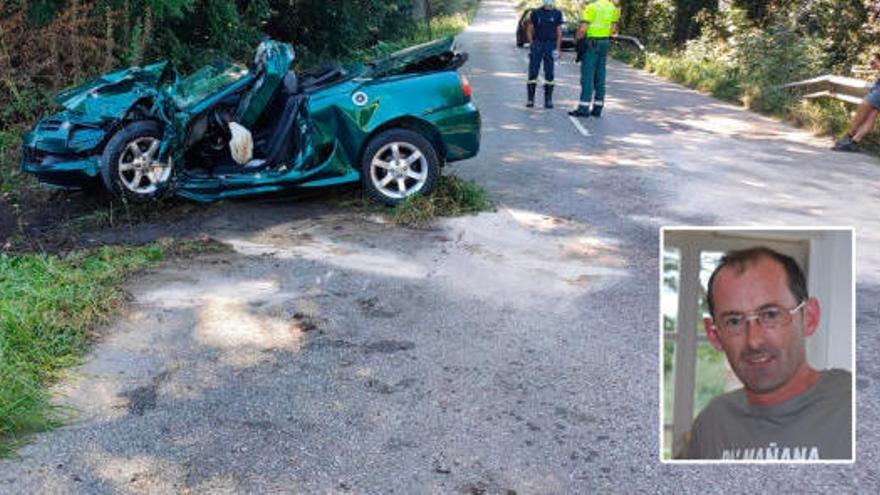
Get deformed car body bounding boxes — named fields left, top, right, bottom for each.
left=21, top=37, right=481, bottom=205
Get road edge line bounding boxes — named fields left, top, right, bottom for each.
left=569, top=116, right=591, bottom=137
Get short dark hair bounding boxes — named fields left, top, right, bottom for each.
left=706, top=246, right=808, bottom=318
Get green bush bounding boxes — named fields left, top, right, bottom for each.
left=643, top=37, right=741, bottom=103
left=264, top=0, right=415, bottom=62
left=733, top=21, right=825, bottom=113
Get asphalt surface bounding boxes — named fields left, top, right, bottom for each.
left=2, top=0, right=880, bottom=492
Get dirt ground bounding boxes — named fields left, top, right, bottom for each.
left=0, top=187, right=143, bottom=253
left=0, top=184, right=365, bottom=255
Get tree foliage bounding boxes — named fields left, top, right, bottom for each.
left=671, top=0, right=718, bottom=44
left=616, top=0, right=880, bottom=70
left=1, top=0, right=422, bottom=75
left=264, top=0, right=413, bottom=60
left=0, top=0, right=439, bottom=128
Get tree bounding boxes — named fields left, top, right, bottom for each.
left=673, top=0, right=718, bottom=44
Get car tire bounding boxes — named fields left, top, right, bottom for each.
left=361, top=128, right=440, bottom=207
left=100, top=120, right=175, bottom=203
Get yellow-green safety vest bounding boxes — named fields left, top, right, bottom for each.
left=582, top=0, right=620, bottom=38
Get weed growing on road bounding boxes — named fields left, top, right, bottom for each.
left=329, top=174, right=491, bottom=228
left=390, top=174, right=491, bottom=228
left=0, top=238, right=225, bottom=456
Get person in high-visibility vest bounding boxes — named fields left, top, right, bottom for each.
left=526, top=0, right=564, bottom=109
left=569, top=0, right=620, bottom=118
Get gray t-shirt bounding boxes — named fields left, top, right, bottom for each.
left=684, top=369, right=852, bottom=460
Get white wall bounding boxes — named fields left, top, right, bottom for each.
left=807, top=230, right=854, bottom=371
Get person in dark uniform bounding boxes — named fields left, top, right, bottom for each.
left=526, top=0, right=564, bottom=109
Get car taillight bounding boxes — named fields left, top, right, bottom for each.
left=460, top=73, right=472, bottom=100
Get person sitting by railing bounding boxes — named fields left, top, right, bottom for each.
left=833, top=53, right=880, bottom=152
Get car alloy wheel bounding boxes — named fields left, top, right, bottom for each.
left=361, top=128, right=440, bottom=206
left=101, top=120, right=176, bottom=202
left=117, top=137, right=172, bottom=194
left=369, top=141, right=430, bottom=200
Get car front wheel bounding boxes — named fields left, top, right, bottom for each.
left=361, top=128, right=440, bottom=206
left=100, top=120, right=174, bottom=202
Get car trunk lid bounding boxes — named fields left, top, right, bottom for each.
left=366, top=36, right=467, bottom=77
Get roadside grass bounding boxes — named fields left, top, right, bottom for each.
left=612, top=45, right=880, bottom=154
left=389, top=173, right=492, bottom=228
left=0, top=129, right=40, bottom=202
left=642, top=51, right=742, bottom=103
left=0, top=237, right=227, bottom=457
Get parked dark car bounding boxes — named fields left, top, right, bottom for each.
left=22, top=37, right=481, bottom=205
left=515, top=8, right=576, bottom=50
left=516, top=9, right=645, bottom=53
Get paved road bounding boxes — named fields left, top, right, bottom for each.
left=2, top=0, right=879, bottom=492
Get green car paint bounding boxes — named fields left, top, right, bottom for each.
left=53, top=61, right=171, bottom=118
left=21, top=37, right=480, bottom=203
left=235, top=43, right=294, bottom=127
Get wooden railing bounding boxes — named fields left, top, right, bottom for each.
left=784, top=67, right=875, bottom=105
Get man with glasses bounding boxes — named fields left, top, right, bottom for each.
left=682, top=247, right=852, bottom=460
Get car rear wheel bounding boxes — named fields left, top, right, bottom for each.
left=100, top=121, right=174, bottom=202
left=361, top=128, right=440, bottom=206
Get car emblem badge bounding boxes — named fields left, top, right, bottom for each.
left=352, top=91, right=369, bottom=106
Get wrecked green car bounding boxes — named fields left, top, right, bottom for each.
left=21, top=37, right=480, bottom=205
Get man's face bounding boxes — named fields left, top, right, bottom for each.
left=704, top=256, right=818, bottom=394
left=871, top=56, right=880, bottom=71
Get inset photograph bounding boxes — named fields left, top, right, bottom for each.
left=660, top=228, right=854, bottom=462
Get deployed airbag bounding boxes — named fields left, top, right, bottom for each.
left=228, top=122, right=253, bottom=165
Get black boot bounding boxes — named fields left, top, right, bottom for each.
left=526, top=83, right=536, bottom=108
left=568, top=105, right=591, bottom=117
left=544, top=84, right=554, bottom=109
left=590, top=104, right=603, bottom=117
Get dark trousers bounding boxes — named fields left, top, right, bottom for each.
left=578, top=38, right=610, bottom=109
left=528, top=40, right=555, bottom=84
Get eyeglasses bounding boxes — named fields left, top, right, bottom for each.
left=713, top=301, right=806, bottom=337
